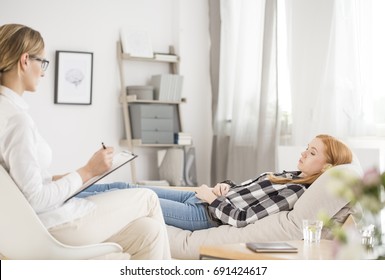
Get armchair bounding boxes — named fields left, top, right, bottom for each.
left=0, top=165, right=124, bottom=260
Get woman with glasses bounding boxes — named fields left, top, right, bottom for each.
left=0, top=23, right=170, bottom=260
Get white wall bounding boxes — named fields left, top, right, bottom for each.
left=1, top=0, right=212, bottom=185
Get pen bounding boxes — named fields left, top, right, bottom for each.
left=101, top=142, right=106, bottom=149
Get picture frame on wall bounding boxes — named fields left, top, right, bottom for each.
left=54, top=51, right=93, bottom=105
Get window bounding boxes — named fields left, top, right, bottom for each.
left=277, top=0, right=385, bottom=144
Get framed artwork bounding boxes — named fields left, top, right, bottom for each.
left=54, top=51, right=93, bottom=105
left=120, top=28, right=153, bottom=58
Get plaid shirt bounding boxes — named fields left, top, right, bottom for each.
left=208, top=171, right=309, bottom=228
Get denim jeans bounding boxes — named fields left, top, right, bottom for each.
left=75, top=182, right=129, bottom=198
left=77, top=183, right=216, bottom=231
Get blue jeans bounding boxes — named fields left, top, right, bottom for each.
left=77, top=183, right=216, bottom=231
left=75, top=182, right=129, bottom=198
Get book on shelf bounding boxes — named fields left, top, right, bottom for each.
left=174, top=132, right=192, bottom=145
left=150, top=74, right=184, bottom=102
left=177, top=140, right=192, bottom=145
left=154, top=52, right=178, bottom=62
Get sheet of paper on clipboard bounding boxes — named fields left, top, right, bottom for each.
left=65, top=150, right=137, bottom=202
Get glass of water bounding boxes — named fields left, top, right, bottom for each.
left=302, top=219, right=323, bottom=243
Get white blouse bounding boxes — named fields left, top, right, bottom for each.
left=0, top=86, right=95, bottom=229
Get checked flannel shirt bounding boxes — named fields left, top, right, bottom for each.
left=208, top=171, right=310, bottom=228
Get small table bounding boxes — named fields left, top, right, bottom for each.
left=199, top=240, right=336, bottom=260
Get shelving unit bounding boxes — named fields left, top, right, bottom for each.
left=117, top=41, right=186, bottom=182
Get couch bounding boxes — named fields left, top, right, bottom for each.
left=166, top=162, right=363, bottom=259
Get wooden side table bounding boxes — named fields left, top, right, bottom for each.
left=199, top=240, right=336, bottom=260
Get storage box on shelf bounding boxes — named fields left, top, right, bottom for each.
left=129, top=103, right=180, bottom=145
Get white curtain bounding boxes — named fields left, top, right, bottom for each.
left=211, top=0, right=279, bottom=184
left=287, top=0, right=370, bottom=146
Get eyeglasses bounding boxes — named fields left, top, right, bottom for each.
left=30, top=56, right=50, bottom=71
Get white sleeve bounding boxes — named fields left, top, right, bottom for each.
left=1, top=112, right=83, bottom=213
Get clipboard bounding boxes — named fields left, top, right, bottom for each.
left=65, top=150, right=137, bottom=202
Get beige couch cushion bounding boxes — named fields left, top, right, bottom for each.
left=167, top=163, right=362, bottom=259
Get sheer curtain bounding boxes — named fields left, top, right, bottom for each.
left=287, top=0, right=370, bottom=146
left=211, top=0, right=279, bottom=184
left=284, top=0, right=385, bottom=243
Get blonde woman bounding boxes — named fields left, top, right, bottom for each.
left=0, top=23, right=170, bottom=259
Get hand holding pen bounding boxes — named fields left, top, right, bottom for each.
left=101, top=142, right=114, bottom=167
left=100, top=142, right=113, bottom=167
left=93, top=142, right=114, bottom=171
left=77, top=143, right=114, bottom=183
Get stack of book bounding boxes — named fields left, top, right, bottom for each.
left=174, top=132, right=192, bottom=145
left=154, top=52, right=178, bottom=62
left=150, top=74, right=183, bottom=102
